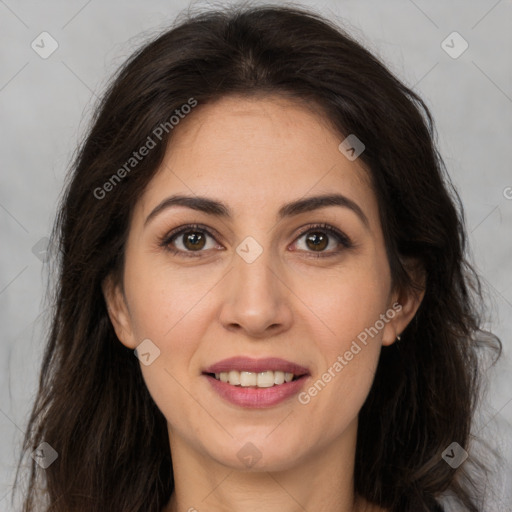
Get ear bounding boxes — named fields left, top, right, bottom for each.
left=102, top=274, right=137, bottom=349
left=382, top=258, right=426, bottom=346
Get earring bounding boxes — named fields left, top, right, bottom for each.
left=396, top=334, right=401, bottom=341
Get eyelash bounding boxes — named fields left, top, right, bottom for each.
left=159, top=222, right=353, bottom=259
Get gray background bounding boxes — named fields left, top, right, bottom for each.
left=1, top=0, right=511, bottom=510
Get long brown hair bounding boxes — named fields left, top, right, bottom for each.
left=13, top=3, right=502, bottom=511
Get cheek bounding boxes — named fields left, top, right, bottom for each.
left=293, top=254, right=390, bottom=419
left=122, top=264, right=214, bottom=432
left=294, top=253, right=392, bottom=350
left=122, top=255, right=220, bottom=343
left=121, top=255, right=221, bottom=401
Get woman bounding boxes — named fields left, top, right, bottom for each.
left=14, top=4, right=502, bottom=511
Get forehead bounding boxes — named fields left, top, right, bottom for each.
left=135, top=94, right=379, bottom=230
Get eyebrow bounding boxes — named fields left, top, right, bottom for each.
left=144, top=193, right=370, bottom=229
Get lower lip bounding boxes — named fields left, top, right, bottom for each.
left=204, top=374, right=309, bottom=408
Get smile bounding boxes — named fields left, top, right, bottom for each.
left=203, top=357, right=310, bottom=408
left=212, top=370, right=296, bottom=387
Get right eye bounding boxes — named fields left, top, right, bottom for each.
left=160, top=224, right=223, bottom=257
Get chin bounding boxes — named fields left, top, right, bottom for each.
left=206, top=430, right=311, bottom=473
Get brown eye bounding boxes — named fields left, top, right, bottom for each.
left=182, top=231, right=207, bottom=251
left=292, top=223, right=352, bottom=256
left=305, top=231, right=328, bottom=251
left=161, top=224, right=219, bottom=257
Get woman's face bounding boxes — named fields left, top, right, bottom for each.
left=105, top=94, right=421, bottom=472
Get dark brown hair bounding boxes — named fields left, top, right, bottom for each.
left=14, top=3, right=502, bottom=511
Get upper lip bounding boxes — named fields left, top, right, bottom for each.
left=203, top=357, right=310, bottom=376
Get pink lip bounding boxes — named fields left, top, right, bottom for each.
left=205, top=375, right=308, bottom=408
left=203, top=356, right=310, bottom=376
left=202, top=357, right=310, bottom=408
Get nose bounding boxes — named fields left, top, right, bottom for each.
left=218, top=248, right=293, bottom=339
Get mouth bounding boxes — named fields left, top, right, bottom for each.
left=202, top=357, right=310, bottom=407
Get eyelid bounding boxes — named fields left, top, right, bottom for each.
left=293, top=223, right=352, bottom=247
left=289, top=223, right=353, bottom=258
left=159, top=222, right=353, bottom=257
left=159, top=223, right=223, bottom=258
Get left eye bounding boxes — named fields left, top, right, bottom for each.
left=291, top=224, right=352, bottom=255
left=294, top=230, right=341, bottom=253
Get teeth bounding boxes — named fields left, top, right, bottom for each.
left=274, top=371, right=285, bottom=385
left=228, top=370, right=240, bottom=385
left=212, top=370, right=298, bottom=387
left=240, top=371, right=257, bottom=387
left=257, top=371, right=274, bottom=388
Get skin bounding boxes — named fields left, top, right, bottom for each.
left=103, top=94, right=424, bottom=512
